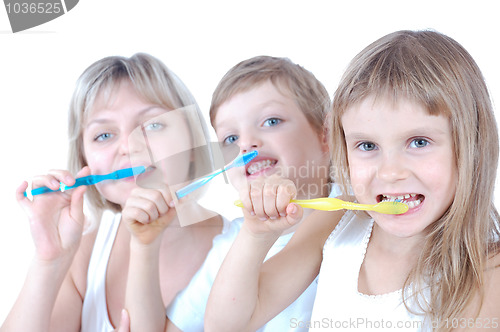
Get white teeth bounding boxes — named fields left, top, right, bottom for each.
left=381, top=193, right=423, bottom=209
left=406, top=199, right=422, bottom=209
left=247, top=160, right=275, bottom=175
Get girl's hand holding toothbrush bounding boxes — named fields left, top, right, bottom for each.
left=15, top=167, right=89, bottom=263
left=122, top=186, right=177, bottom=246
left=239, top=174, right=303, bottom=238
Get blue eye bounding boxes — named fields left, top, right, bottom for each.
left=263, top=118, right=281, bottom=127
left=358, top=142, right=377, bottom=151
left=95, top=133, right=113, bottom=142
left=410, top=138, right=429, bottom=148
left=223, top=135, right=238, bottom=145
left=144, top=122, right=164, bottom=131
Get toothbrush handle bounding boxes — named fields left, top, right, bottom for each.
left=24, top=175, right=99, bottom=197
left=175, top=171, right=220, bottom=199
left=291, top=198, right=344, bottom=211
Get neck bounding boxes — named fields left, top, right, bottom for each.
left=371, top=223, right=426, bottom=259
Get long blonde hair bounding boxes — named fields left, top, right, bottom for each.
left=331, top=30, right=500, bottom=330
left=67, top=53, right=210, bottom=218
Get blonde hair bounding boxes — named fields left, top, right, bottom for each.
left=331, top=30, right=500, bottom=330
left=209, top=55, right=330, bottom=133
left=67, top=53, right=210, bottom=217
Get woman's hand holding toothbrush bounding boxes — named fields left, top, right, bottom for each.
left=15, top=167, right=89, bottom=263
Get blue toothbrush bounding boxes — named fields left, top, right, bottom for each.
left=176, top=150, right=258, bottom=198
left=24, top=166, right=146, bottom=197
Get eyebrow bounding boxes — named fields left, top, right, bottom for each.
left=86, top=106, right=168, bottom=127
left=214, top=99, right=287, bottom=129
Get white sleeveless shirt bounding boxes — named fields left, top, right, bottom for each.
left=81, top=211, right=121, bottom=332
left=310, top=211, right=428, bottom=331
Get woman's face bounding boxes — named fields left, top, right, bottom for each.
left=82, top=80, right=193, bottom=207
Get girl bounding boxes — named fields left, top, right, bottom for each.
left=206, top=30, right=500, bottom=331
left=1, top=53, right=224, bottom=332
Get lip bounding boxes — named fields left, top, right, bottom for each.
left=245, top=156, right=278, bottom=178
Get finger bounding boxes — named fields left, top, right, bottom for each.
left=76, top=166, right=92, bottom=178
left=276, top=181, right=296, bottom=217
left=125, top=196, right=160, bottom=223
left=238, top=183, right=254, bottom=216
left=249, top=180, right=266, bottom=220
left=16, top=181, right=32, bottom=209
left=122, top=205, right=151, bottom=225
left=47, top=169, right=77, bottom=187
left=30, top=174, right=63, bottom=192
left=158, top=187, right=175, bottom=209
left=262, top=181, right=279, bottom=219
left=115, top=309, right=130, bottom=332
left=70, top=186, right=87, bottom=227
left=285, top=203, right=303, bottom=226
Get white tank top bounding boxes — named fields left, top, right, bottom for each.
left=310, top=211, right=428, bottom=331
left=81, top=211, right=121, bottom=332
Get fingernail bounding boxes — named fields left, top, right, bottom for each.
left=280, top=213, right=286, bottom=217
left=259, top=217, right=267, bottom=221
left=250, top=211, right=255, bottom=216
left=169, top=200, right=175, bottom=208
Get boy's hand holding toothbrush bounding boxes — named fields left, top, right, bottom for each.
left=122, top=186, right=177, bottom=246
left=238, top=174, right=303, bottom=238
left=15, top=167, right=89, bottom=263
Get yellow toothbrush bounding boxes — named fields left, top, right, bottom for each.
left=234, top=197, right=408, bottom=215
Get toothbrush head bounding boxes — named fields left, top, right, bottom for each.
left=230, top=150, right=258, bottom=168
left=372, top=201, right=409, bottom=214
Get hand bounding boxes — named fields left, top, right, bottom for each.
left=113, top=309, right=130, bottom=332
left=122, top=187, right=177, bottom=245
left=16, top=167, right=89, bottom=262
left=238, top=174, right=303, bottom=236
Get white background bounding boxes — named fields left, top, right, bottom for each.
left=0, top=0, right=499, bottom=323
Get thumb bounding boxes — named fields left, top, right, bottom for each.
left=70, top=186, right=86, bottom=226
left=69, top=166, right=91, bottom=225
left=114, top=309, right=130, bottom=332
left=285, top=203, right=303, bottom=226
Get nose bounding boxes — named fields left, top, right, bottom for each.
left=376, top=151, right=410, bottom=183
left=122, top=127, right=145, bottom=156
left=237, top=129, right=262, bottom=153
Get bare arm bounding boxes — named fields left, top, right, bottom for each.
left=205, top=176, right=344, bottom=331
left=123, top=187, right=176, bottom=332
left=1, top=168, right=88, bottom=332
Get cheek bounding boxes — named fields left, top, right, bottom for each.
left=84, top=146, right=112, bottom=173
left=348, top=160, right=378, bottom=198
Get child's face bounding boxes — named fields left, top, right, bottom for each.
left=342, top=95, right=457, bottom=238
left=82, top=80, right=193, bottom=207
left=214, top=80, right=330, bottom=199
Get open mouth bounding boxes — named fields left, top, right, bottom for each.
left=377, top=193, right=425, bottom=209
left=246, top=159, right=278, bottom=176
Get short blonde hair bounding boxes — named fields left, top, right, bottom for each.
left=67, top=53, right=210, bottom=216
left=331, top=30, right=500, bottom=330
left=209, top=55, right=330, bottom=133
